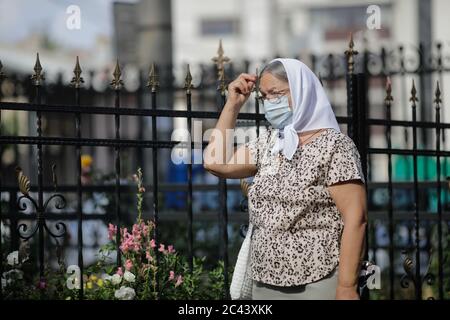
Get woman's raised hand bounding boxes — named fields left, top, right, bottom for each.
left=227, top=73, right=257, bottom=110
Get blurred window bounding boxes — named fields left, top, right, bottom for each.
left=310, top=5, right=392, bottom=40
left=200, top=18, right=240, bottom=36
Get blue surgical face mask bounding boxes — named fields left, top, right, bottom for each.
left=263, top=95, right=293, bottom=129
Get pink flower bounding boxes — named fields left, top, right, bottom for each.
left=132, top=224, right=142, bottom=242
left=175, top=275, right=183, bottom=287
left=150, top=239, right=156, bottom=249
left=119, top=234, right=133, bottom=253
left=158, top=244, right=165, bottom=253
left=169, top=271, right=175, bottom=281
left=120, top=229, right=141, bottom=253
left=141, top=223, right=149, bottom=236
left=139, top=187, right=146, bottom=193
left=132, top=174, right=138, bottom=182
left=167, top=245, right=175, bottom=254
left=146, top=251, right=153, bottom=262
left=108, top=223, right=117, bottom=240
left=37, top=278, right=47, bottom=289
left=125, top=259, right=133, bottom=271
left=116, top=267, right=123, bottom=276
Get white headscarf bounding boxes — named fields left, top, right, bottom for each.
left=268, top=58, right=341, bottom=160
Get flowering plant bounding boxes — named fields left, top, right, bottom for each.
left=1, top=168, right=231, bottom=300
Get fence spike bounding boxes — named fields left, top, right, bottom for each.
left=344, top=33, right=358, bottom=75
left=147, top=63, right=159, bottom=93
left=240, top=179, right=250, bottom=198
left=217, top=69, right=227, bottom=95
left=410, top=79, right=418, bottom=106
left=184, top=64, right=193, bottom=94
left=385, top=76, right=393, bottom=105
left=110, top=58, right=123, bottom=91
left=434, top=81, right=442, bottom=108
left=31, top=53, right=45, bottom=86
left=70, top=56, right=84, bottom=88
left=252, top=67, right=260, bottom=94
left=212, top=39, right=230, bottom=94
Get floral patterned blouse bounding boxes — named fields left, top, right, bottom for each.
left=244, top=127, right=365, bottom=286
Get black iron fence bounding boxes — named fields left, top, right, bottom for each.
left=1, top=36, right=450, bottom=300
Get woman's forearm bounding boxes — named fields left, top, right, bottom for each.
left=337, top=219, right=367, bottom=288
left=204, top=101, right=240, bottom=168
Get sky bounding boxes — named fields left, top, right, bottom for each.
left=0, top=0, right=136, bottom=49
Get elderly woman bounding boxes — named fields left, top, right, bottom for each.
left=203, top=58, right=367, bottom=300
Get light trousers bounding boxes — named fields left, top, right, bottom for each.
left=252, top=266, right=339, bottom=300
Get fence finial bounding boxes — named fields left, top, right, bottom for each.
left=147, top=63, right=159, bottom=93
left=434, top=81, right=442, bottom=108
left=402, top=251, right=414, bottom=278
left=344, top=33, right=358, bottom=75
left=0, top=59, right=5, bottom=81
left=385, top=76, right=393, bottom=105
left=15, top=166, right=30, bottom=196
left=410, top=79, right=418, bottom=107
left=70, top=56, right=84, bottom=88
left=240, top=179, right=250, bottom=198
left=31, top=53, right=45, bottom=86
left=212, top=39, right=230, bottom=94
left=184, top=64, right=193, bottom=94
left=110, top=59, right=123, bottom=91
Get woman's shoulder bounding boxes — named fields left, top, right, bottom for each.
left=325, top=129, right=362, bottom=160
left=325, top=128, right=357, bottom=147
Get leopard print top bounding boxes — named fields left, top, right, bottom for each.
left=244, top=127, right=365, bottom=287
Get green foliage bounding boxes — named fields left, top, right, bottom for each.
left=1, top=167, right=232, bottom=300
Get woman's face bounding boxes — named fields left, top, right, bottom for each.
left=259, top=72, right=293, bottom=110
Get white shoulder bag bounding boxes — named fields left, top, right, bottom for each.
left=230, top=223, right=254, bottom=300
left=230, top=131, right=269, bottom=300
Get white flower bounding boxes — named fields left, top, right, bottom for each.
left=111, top=274, right=122, bottom=285
left=7, top=251, right=19, bottom=266
left=101, top=273, right=113, bottom=282
left=123, top=270, right=135, bottom=283
left=114, top=286, right=136, bottom=300
left=3, top=269, right=23, bottom=280
left=2, top=269, right=24, bottom=285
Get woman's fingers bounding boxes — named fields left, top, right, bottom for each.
left=238, top=73, right=257, bottom=82
left=229, top=80, right=247, bottom=96
left=228, top=73, right=257, bottom=102
left=231, top=79, right=248, bottom=94
left=237, top=78, right=255, bottom=94
left=237, top=79, right=249, bottom=94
